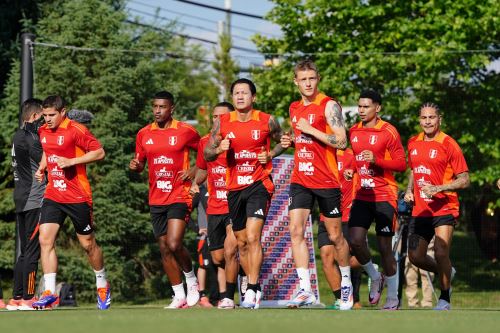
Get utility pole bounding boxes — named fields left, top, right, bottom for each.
left=20, top=33, right=35, bottom=126
left=225, top=0, right=231, bottom=36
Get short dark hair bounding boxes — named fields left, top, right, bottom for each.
left=214, top=101, right=235, bottom=111
left=153, top=91, right=175, bottom=105
left=21, top=98, right=42, bottom=122
left=419, top=102, right=441, bottom=116
left=359, top=89, right=382, bottom=105
left=230, top=78, right=256, bottom=96
left=42, top=95, right=66, bottom=111
left=294, top=59, right=319, bottom=77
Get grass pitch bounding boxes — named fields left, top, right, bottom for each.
left=1, top=306, right=499, bottom=333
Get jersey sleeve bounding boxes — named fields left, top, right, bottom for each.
left=375, top=127, right=406, bottom=172
left=186, top=127, right=201, bottom=150
left=74, top=125, right=102, bottom=152
left=447, top=138, right=468, bottom=175
left=135, top=130, right=147, bottom=163
left=196, top=139, right=207, bottom=170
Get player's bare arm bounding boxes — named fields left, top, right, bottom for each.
left=57, top=148, right=105, bottom=169
left=189, top=169, right=207, bottom=195
left=325, top=100, right=347, bottom=149
left=421, top=171, right=470, bottom=198
left=268, top=116, right=286, bottom=159
left=35, top=151, right=47, bottom=182
left=404, top=171, right=415, bottom=203
left=204, top=118, right=224, bottom=162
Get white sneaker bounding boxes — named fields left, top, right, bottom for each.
left=240, top=289, right=256, bottom=309
left=369, top=274, right=384, bottom=305
left=382, top=297, right=399, bottom=311
left=434, top=299, right=451, bottom=311
left=164, top=297, right=188, bottom=309
left=217, top=298, right=235, bottom=309
left=287, top=289, right=316, bottom=308
left=186, top=282, right=200, bottom=307
left=339, top=283, right=353, bottom=310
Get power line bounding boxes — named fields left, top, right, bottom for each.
left=174, top=0, right=265, bottom=20
left=128, top=0, right=279, bottom=37
left=259, top=49, right=500, bottom=58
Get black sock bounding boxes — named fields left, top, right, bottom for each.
left=199, top=289, right=207, bottom=297
left=333, top=289, right=341, bottom=300
left=440, top=289, right=450, bottom=302
left=219, top=291, right=226, bottom=300
left=226, top=282, right=236, bottom=300
left=239, top=266, right=246, bottom=276
left=247, top=283, right=259, bottom=292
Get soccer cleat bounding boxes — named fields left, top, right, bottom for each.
left=240, top=289, right=256, bottom=309
left=32, top=291, right=59, bottom=310
left=186, top=282, right=200, bottom=307
left=253, top=290, right=262, bottom=310
left=287, top=289, right=317, bottom=308
left=382, top=297, right=399, bottom=311
left=164, top=297, right=188, bottom=309
left=6, top=298, right=22, bottom=311
left=368, top=274, right=385, bottom=305
left=97, top=283, right=111, bottom=310
left=0, top=299, right=5, bottom=309
left=198, top=296, right=213, bottom=308
left=434, top=299, right=451, bottom=311
left=217, top=298, right=235, bottom=309
left=239, top=275, right=248, bottom=299
left=326, top=299, right=341, bottom=310
left=18, top=298, right=37, bottom=311
left=339, top=284, right=354, bottom=310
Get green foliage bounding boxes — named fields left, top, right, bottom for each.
left=253, top=0, right=500, bottom=213
left=213, top=33, right=239, bottom=101
left=0, top=0, right=217, bottom=301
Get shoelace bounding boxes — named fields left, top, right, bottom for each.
left=341, top=286, right=351, bottom=302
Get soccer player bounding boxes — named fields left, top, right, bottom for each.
left=7, top=99, right=45, bottom=311
left=404, top=103, right=469, bottom=310
left=317, top=148, right=363, bottom=309
left=33, top=95, right=110, bottom=310
left=204, top=79, right=284, bottom=309
left=280, top=60, right=353, bottom=310
left=348, top=89, right=406, bottom=310
left=192, top=102, right=242, bottom=309
left=129, top=91, right=201, bottom=309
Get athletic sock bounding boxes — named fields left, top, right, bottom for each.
left=226, top=282, right=237, bottom=300
left=385, top=273, right=398, bottom=299
left=440, top=289, right=450, bottom=302
left=333, top=289, right=341, bottom=300
left=183, top=270, right=197, bottom=286
left=238, top=266, right=246, bottom=276
left=219, top=291, right=226, bottom=300
left=199, top=289, right=207, bottom=297
left=339, top=266, right=351, bottom=284
left=247, top=283, right=258, bottom=292
left=94, top=268, right=107, bottom=289
left=296, top=267, right=312, bottom=292
left=362, top=261, right=381, bottom=281
left=172, top=283, right=186, bottom=300
left=43, top=273, right=56, bottom=294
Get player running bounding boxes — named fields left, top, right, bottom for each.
left=280, top=60, right=353, bottom=310
left=347, top=89, right=406, bottom=310
left=130, top=91, right=201, bottom=309
left=204, top=79, right=284, bottom=309
left=404, top=103, right=469, bottom=311
left=33, top=95, right=110, bottom=310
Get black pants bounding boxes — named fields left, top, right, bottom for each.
left=13, top=208, right=41, bottom=300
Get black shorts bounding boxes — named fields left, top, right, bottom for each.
left=150, top=203, right=190, bottom=238
left=348, top=199, right=397, bottom=236
left=227, top=180, right=272, bottom=232
left=289, top=183, right=342, bottom=218
left=318, top=222, right=350, bottom=249
left=40, top=199, right=94, bottom=235
left=409, top=215, right=456, bottom=243
left=207, top=214, right=231, bottom=251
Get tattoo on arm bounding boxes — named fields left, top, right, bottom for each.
left=269, top=116, right=283, bottom=143
left=406, top=171, right=414, bottom=192
left=204, top=119, right=222, bottom=162
left=439, top=172, right=470, bottom=192
left=325, top=101, right=347, bottom=149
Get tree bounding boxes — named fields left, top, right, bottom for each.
left=252, top=0, right=500, bottom=216
left=0, top=0, right=218, bottom=301
left=213, top=33, right=239, bottom=101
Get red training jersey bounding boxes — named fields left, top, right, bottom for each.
left=135, top=120, right=200, bottom=206
left=349, top=119, right=406, bottom=202
left=408, top=132, right=468, bottom=218
left=196, top=135, right=229, bottom=215
left=218, top=110, right=274, bottom=193
left=289, top=93, right=341, bottom=189
left=39, top=118, right=102, bottom=204
left=337, top=148, right=359, bottom=223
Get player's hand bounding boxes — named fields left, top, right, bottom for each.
left=56, top=156, right=74, bottom=169
left=421, top=185, right=440, bottom=198
left=189, top=182, right=200, bottom=195
left=35, top=167, right=45, bottom=183
left=344, top=168, right=354, bottom=180
left=361, top=150, right=376, bottom=163
left=199, top=228, right=207, bottom=236
left=220, top=134, right=231, bottom=151
left=257, top=146, right=271, bottom=164
left=178, top=170, right=192, bottom=181
left=296, top=118, right=313, bottom=135
left=129, top=156, right=143, bottom=171
left=404, top=191, right=414, bottom=204
left=280, top=132, right=292, bottom=149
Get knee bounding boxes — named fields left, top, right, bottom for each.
left=408, top=250, right=421, bottom=266
left=212, top=251, right=225, bottom=266
left=320, top=253, right=334, bottom=270
left=246, top=233, right=260, bottom=246
left=349, top=236, right=365, bottom=251
left=328, top=232, right=344, bottom=246
left=81, top=241, right=98, bottom=256
left=289, top=224, right=304, bottom=240
left=224, top=243, right=237, bottom=259
left=39, top=235, right=53, bottom=248
left=166, top=239, right=183, bottom=253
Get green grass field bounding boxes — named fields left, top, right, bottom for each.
left=1, top=306, right=499, bottom=333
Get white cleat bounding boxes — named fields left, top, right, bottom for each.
left=382, top=297, right=399, bottom=311
left=339, top=283, right=353, bottom=310
left=369, top=274, right=385, bottom=305
left=240, top=289, right=256, bottom=309
left=434, top=299, right=451, bottom=311
left=164, top=297, right=188, bottom=309
left=186, top=282, right=200, bottom=307
left=287, top=289, right=316, bottom=308
left=217, top=298, right=235, bottom=309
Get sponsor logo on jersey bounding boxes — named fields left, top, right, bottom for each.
left=414, top=165, right=431, bottom=175
left=146, top=138, right=154, bottom=145
left=308, top=114, right=315, bottom=124
left=216, top=190, right=227, bottom=199
left=57, top=136, right=64, bottom=146
left=168, top=136, right=177, bottom=146
left=416, top=176, right=431, bottom=188
left=41, top=137, right=46, bottom=143
left=236, top=161, right=255, bottom=173
left=351, top=136, right=358, bottom=143
left=237, top=175, right=254, bottom=185
left=214, top=176, right=226, bottom=187
left=359, top=165, right=374, bottom=176
left=337, top=161, right=343, bottom=171
left=234, top=150, right=257, bottom=159
left=53, top=179, right=67, bottom=191
left=211, top=165, right=226, bottom=174
left=355, top=153, right=364, bottom=161
left=411, top=149, right=418, bottom=155
left=155, top=167, right=173, bottom=178
left=251, top=130, right=260, bottom=140
left=153, top=155, right=174, bottom=164
left=297, top=147, right=314, bottom=159
left=369, top=135, right=377, bottom=145
left=360, top=178, right=375, bottom=188
left=298, top=162, right=315, bottom=175
left=156, top=180, right=173, bottom=192
left=48, top=154, right=59, bottom=163
left=429, top=149, right=438, bottom=159
left=50, top=166, right=64, bottom=177
left=226, top=132, right=236, bottom=139
left=295, top=134, right=313, bottom=144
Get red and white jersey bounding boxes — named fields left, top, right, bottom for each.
left=218, top=110, right=274, bottom=193
left=39, top=118, right=102, bottom=204
left=196, top=135, right=229, bottom=215
left=408, top=132, right=468, bottom=218
left=135, top=120, right=200, bottom=206
left=289, top=93, right=341, bottom=189
left=349, top=119, right=406, bottom=202
left=337, top=148, right=358, bottom=223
